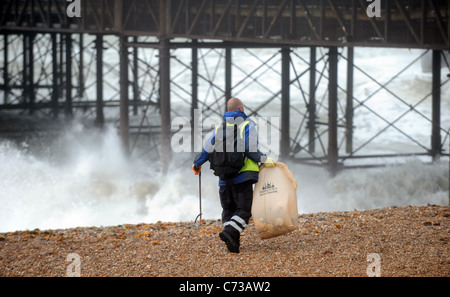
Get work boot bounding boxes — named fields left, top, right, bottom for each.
left=219, top=229, right=240, bottom=253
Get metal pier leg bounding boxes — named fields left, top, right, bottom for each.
left=119, top=35, right=130, bottom=154
left=431, top=50, right=441, bottom=160
left=191, top=39, right=198, bottom=151
left=65, top=33, right=73, bottom=117
left=96, top=34, right=104, bottom=126
left=225, top=47, right=232, bottom=109
left=346, top=47, right=354, bottom=154
left=281, top=47, right=291, bottom=158
left=308, top=46, right=316, bottom=153
left=78, top=33, right=84, bottom=98
left=51, top=33, right=59, bottom=118
left=59, top=34, right=64, bottom=99
left=3, top=34, right=8, bottom=105
left=159, top=38, right=171, bottom=167
left=328, top=47, right=339, bottom=175
left=24, top=33, right=35, bottom=114
left=132, top=36, right=139, bottom=116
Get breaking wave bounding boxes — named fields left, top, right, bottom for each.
left=0, top=122, right=448, bottom=232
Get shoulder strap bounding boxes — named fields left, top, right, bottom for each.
left=215, top=118, right=253, bottom=142
left=214, top=121, right=224, bottom=135
left=239, top=120, right=251, bottom=139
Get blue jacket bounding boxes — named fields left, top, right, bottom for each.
left=193, top=110, right=265, bottom=186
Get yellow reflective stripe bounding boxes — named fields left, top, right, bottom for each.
left=240, top=120, right=250, bottom=139
left=214, top=120, right=258, bottom=173
left=239, top=121, right=259, bottom=173
left=215, top=120, right=250, bottom=139
left=239, top=157, right=259, bottom=173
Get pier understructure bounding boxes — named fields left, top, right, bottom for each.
left=1, top=0, right=449, bottom=175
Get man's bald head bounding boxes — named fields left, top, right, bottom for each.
left=227, top=98, right=244, bottom=112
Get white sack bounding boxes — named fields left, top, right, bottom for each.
left=252, top=162, right=298, bottom=239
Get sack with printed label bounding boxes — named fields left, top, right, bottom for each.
left=251, top=162, right=298, bottom=239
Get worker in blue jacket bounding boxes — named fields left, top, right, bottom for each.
left=193, top=98, right=274, bottom=253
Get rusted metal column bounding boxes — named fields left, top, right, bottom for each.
left=3, top=34, right=8, bottom=105
left=51, top=33, right=59, bottom=118
left=281, top=47, right=291, bottom=158
left=191, top=40, right=198, bottom=114
left=160, top=37, right=171, bottom=166
left=24, top=33, right=35, bottom=114
left=431, top=50, right=441, bottom=160
left=308, top=46, right=316, bottom=152
left=65, top=33, right=73, bottom=117
left=191, top=39, right=198, bottom=151
left=346, top=46, right=354, bottom=154
left=119, top=35, right=129, bottom=154
left=328, top=47, right=339, bottom=175
left=132, top=36, right=139, bottom=116
left=59, top=34, right=64, bottom=99
left=78, top=33, right=84, bottom=98
left=96, top=34, right=104, bottom=126
left=225, top=47, right=232, bottom=109
left=448, top=2, right=450, bottom=50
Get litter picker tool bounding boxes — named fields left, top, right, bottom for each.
left=194, top=172, right=202, bottom=224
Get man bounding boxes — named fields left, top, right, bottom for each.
left=192, top=98, right=274, bottom=253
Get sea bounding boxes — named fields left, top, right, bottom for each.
left=0, top=39, right=449, bottom=232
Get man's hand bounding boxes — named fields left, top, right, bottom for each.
left=263, top=157, right=275, bottom=168
left=192, top=164, right=202, bottom=175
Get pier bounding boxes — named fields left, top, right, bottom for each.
left=1, top=0, right=449, bottom=174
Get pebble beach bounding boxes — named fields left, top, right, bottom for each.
left=0, top=205, right=448, bottom=277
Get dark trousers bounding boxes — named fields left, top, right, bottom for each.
left=219, top=180, right=254, bottom=235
